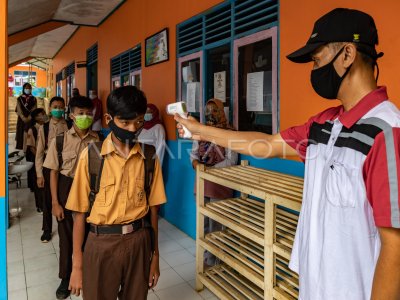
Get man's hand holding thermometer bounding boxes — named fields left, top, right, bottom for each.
left=167, top=102, right=202, bottom=139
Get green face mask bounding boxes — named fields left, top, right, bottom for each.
left=74, top=115, right=93, bottom=130
left=51, top=109, right=64, bottom=119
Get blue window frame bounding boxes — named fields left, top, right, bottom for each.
left=110, top=44, right=142, bottom=90
left=176, top=0, right=279, bottom=134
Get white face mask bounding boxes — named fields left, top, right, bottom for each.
left=144, top=113, right=153, bottom=121
left=24, top=89, right=32, bottom=95
left=89, top=94, right=97, bottom=100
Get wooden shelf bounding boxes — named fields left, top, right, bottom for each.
left=200, top=198, right=265, bottom=246
left=200, top=165, right=303, bottom=211
left=198, top=264, right=264, bottom=300
left=196, top=163, right=302, bottom=299
left=200, top=229, right=264, bottom=289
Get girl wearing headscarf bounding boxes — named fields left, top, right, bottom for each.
left=15, top=82, right=37, bottom=150
left=138, top=103, right=166, bottom=165
left=190, top=99, right=238, bottom=266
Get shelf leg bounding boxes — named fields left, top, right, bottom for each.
left=265, top=200, right=275, bottom=299
left=196, top=163, right=205, bottom=291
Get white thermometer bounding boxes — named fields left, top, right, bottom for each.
left=166, top=102, right=192, bottom=138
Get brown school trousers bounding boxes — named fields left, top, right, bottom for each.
left=42, top=167, right=52, bottom=233
left=57, top=174, right=74, bottom=279
left=83, top=228, right=152, bottom=300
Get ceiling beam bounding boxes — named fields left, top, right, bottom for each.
left=8, top=56, right=34, bottom=68
left=8, top=20, right=70, bottom=46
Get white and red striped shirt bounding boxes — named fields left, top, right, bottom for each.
left=281, top=86, right=400, bottom=299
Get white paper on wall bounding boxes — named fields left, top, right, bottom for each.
left=187, top=82, right=200, bottom=112
left=246, top=71, right=264, bottom=111
left=214, top=71, right=226, bottom=102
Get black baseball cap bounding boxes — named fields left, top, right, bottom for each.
left=287, top=8, right=382, bottom=63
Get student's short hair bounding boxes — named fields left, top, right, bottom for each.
left=69, top=96, right=94, bottom=112
left=49, top=96, right=65, bottom=107
left=31, top=108, right=46, bottom=120
left=107, top=86, right=147, bottom=119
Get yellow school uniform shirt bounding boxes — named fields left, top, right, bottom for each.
left=35, top=118, right=68, bottom=178
left=43, top=126, right=99, bottom=177
left=65, top=133, right=167, bottom=225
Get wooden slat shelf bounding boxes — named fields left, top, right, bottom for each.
left=200, top=165, right=303, bottom=211
left=198, top=264, right=264, bottom=300
left=196, top=162, right=302, bottom=299
left=200, top=230, right=265, bottom=289
left=200, top=198, right=265, bottom=246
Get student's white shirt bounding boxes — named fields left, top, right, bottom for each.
left=138, top=124, right=166, bottom=166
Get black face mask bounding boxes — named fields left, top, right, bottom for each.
left=311, top=47, right=352, bottom=99
left=109, top=120, right=143, bottom=147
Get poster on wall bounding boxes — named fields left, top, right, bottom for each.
left=214, top=71, right=226, bottom=102
left=187, top=82, right=200, bottom=112
left=246, top=71, right=272, bottom=112
left=145, top=28, right=169, bottom=67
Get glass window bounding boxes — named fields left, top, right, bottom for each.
left=111, top=76, right=120, bottom=91
left=130, top=70, right=141, bottom=89
left=234, top=27, right=278, bottom=133
left=206, top=44, right=230, bottom=123
left=178, top=51, right=203, bottom=121
left=122, top=74, right=130, bottom=86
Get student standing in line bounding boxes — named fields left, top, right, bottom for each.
left=36, top=96, right=68, bottom=242
left=176, top=8, right=400, bottom=299
left=89, top=89, right=103, bottom=135
left=43, top=96, right=98, bottom=300
left=67, top=86, right=167, bottom=300
left=15, top=82, right=37, bottom=150
left=139, top=103, right=166, bottom=166
left=25, top=108, right=48, bottom=213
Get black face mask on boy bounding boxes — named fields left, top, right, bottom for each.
left=310, top=47, right=352, bottom=99
left=109, top=120, right=143, bottom=147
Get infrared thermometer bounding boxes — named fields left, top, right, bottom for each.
left=166, top=102, right=192, bottom=138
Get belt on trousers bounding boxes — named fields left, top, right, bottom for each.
left=90, top=218, right=146, bottom=235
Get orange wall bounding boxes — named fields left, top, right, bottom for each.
left=8, top=65, right=47, bottom=88
left=52, top=26, right=98, bottom=97
left=280, top=0, right=400, bottom=131
left=53, top=0, right=223, bottom=139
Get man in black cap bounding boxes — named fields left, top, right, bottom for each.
left=175, top=8, right=400, bottom=299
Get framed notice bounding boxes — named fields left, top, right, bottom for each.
left=145, top=28, right=169, bottom=67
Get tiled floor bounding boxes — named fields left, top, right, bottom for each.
left=7, top=182, right=216, bottom=300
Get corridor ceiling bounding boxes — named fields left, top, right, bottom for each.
left=8, top=0, right=125, bottom=66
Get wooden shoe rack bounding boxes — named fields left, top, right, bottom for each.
left=195, top=161, right=303, bottom=299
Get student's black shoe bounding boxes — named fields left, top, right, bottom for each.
left=40, top=231, right=51, bottom=243
left=36, top=208, right=43, bottom=214
left=56, top=278, right=71, bottom=299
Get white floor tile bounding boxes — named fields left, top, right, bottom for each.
left=176, top=237, right=196, bottom=249
left=8, top=288, right=27, bottom=300
left=25, top=266, right=59, bottom=287
left=24, top=253, right=59, bottom=273
left=186, top=246, right=196, bottom=256
left=147, top=292, right=159, bottom=300
left=159, top=256, right=170, bottom=271
left=153, top=268, right=185, bottom=291
left=161, top=249, right=195, bottom=267
left=155, top=282, right=203, bottom=300
left=27, top=279, right=59, bottom=300
left=7, top=259, right=25, bottom=276
left=159, top=239, right=184, bottom=254
left=7, top=272, right=26, bottom=292
left=173, top=261, right=196, bottom=281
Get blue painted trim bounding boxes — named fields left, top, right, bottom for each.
left=0, top=143, right=8, bottom=299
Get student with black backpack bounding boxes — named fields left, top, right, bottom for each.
left=43, top=96, right=99, bottom=299
left=35, top=96, right=68, bottom=242
left=25, top=108, right=48, bottom=213
left=67, top=86, right=167, bottom=300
